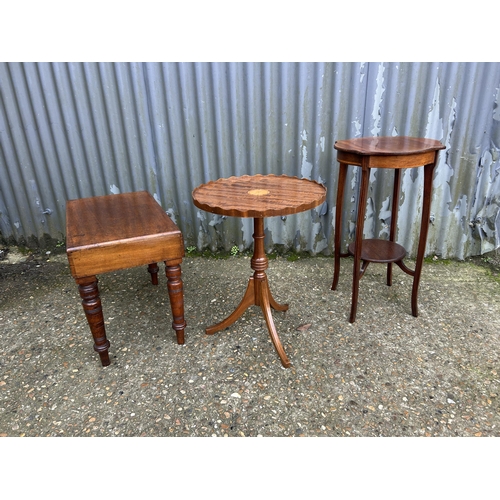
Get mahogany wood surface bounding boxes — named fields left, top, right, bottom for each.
left=67, top=190, right=184, bottom=278
left=66, top=191, right=186, bottom=366
left=335, top=137, right=444, bottom=170
left=347, top=239, right=406, bottom=263
left=332, top=136, right=444, bottom=323
left=192, top=174, right=327, bottom=368
left=77, top=276, right=111, bottom=366
left=192, top=174, right=326, bottom=218
left=334, top=136, right=445, bottom=156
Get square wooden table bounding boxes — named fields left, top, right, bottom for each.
left=66, top=191, right=186, bottom=366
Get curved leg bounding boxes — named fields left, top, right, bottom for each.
left=148, top=263, right=159, bottom=285
left=260, top=281, right=291, bottom=368
left=206, top=277, right=256, bottom=334
left=165, top=262, right=186, bottom=344
left=332, top=162, right=349, bottom=290
left=411, top=162, right=435, bottom=317
left=268, top=288, right=288, bottom=312
left=350, top=163, right=370, bottom=323
left=359, top=259, right=371, bottom=279
left=395, top=259, right=415, bottom=276
left=205, top=217, right=293, bottom=367
left=77, top=276, right=110, bottom=367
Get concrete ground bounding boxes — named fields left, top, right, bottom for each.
left=2, top=245, right=499, bottom=497
left=1, top=246, right=499, bottom=439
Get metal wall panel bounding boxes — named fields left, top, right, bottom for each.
left=1, top=62, right=499, bottom=258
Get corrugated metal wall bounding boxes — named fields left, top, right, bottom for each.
left=1, top=62, right=499, bottom=258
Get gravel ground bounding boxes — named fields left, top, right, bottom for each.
left=1, top=246, right=499, bottom=493
left=1, top=246, right=499, bottom=438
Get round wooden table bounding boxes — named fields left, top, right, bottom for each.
left=331, top=136, right=445, bottom=323
left=192, top=174, right=326, bottom=368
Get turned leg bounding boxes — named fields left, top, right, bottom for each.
left=77, top=276, right=111, bottom=367
left=411, top=162, right=435, bottom=317
left=203, top=216, right=287, bottom=336
left=252, top=217, right=290, bottom=367
left=205, top=217, right=291, bottom=367
left=165, top=262, right=186, bottom=344
left=205, top=216, right=266, bottom=336
left=332, top=162, right=349, bottom=291
left=251, top=217, right=287, bottom=311
left=387, top=168, right=402, bottom=286
left=350, top=162, right=370, bottom=323
left=148, top=263, right=159, bottom=285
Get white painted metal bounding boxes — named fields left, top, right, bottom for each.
left=1, top=62, right=499, bottom=258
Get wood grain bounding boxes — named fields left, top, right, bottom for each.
left=66, top=191, right=184, bottom=278
left=348, top=239, right=406, bottom=263
left=334, top=136, right=445, bottom=156
left=192, top=174, right=326, bottom=368
left=192, top=174, right=326, bottom=218
left=332, top=136, right=444, bottom=323
left=66, top=191, right=186, bottom=366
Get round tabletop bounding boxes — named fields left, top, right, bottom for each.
left=334, top=136, right=445, bottom=156
left=192, top=174, right=327, bottom=218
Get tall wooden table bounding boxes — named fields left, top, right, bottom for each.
left=66, top=191, right=186, bottom=366
left=331, top=136, right=445, bottom=323
left=192, top=174, right=326, bottom=368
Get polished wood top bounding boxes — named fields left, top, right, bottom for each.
left=192, top=174, right=327, bottom=218
left=66, top=191, right=180, bottom=249
left=66, top=191, right=183, bottom=278
left=334, top=136, right=445, bottom=156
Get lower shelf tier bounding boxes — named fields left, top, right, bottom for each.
left=347, top=239, right=406, bottom=263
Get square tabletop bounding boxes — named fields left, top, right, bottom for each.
left=66, top=191, right=183, bottom=278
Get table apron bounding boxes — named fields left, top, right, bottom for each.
left=67, top=235, right=184, bottom=278
left=337, top=150, right=436, bottom=169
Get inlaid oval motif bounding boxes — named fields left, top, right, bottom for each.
left=248, top=189, right=270, bottom=196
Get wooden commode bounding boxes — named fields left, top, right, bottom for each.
left=66, top=191, right=186, bottom=366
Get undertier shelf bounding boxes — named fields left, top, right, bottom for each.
left=347, top=239, right=406, bottom=263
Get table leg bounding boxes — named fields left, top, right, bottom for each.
left=268, top=289, right=289, bottom=312
left=165, top=262, right=187, bottom=344
left=76, top=276, right=111, bottom=367
left=387, top=168, right=402, bottom=286
left=260, top=280, right=291, bottom=368
left=350, top=162, right=371, bottom=323
left=205, top=217, right=291, bottom=368
left=206, top=277, right=256, bottom=334
left=411, top=162, right=435, bottom=317
left=332, top=162, right=349, bottom=291
left=148, top=263, right=159, bottom=285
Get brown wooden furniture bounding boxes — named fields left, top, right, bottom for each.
left=66, top=191, right=186, bottom=366
left=192, top=174, right=326, bottom=368
left=331, top=136, right=445, bottom=323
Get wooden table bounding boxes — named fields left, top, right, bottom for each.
left=331, top=136, right=445, bottom=322
left=66, top=191, right=186, bottom=366
left=192, top=174, right=326, bottom=368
